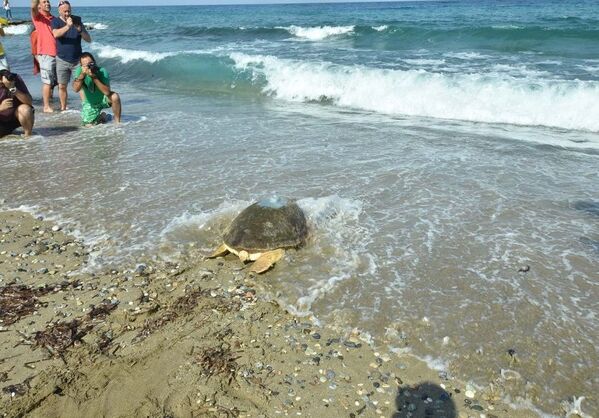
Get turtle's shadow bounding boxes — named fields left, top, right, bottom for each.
left=393, top=381, right=456, bottom=418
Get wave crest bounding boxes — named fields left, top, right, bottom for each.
left=90, top=44, right=179, bottom=63
left=86, top=22, right=108, bottom=30
left=230, top=52, right=599, bottom=132
left=278, top=25, right=355, bottom=41
left=78, top=44, right=599, bottom=132
left=3, top=23, right=31, bottom=35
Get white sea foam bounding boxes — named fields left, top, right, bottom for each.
left=444, top=51, right=489, bottom=60
left=85, top=22, right=108, bottom=30
left=372, top=25, right=388, bottom=32
left=230, top=52, right=599, bottom=132
left=169, top=203, right=245, bottom=233
left=282, top=196, right=375, bottom=315
left=491, top=63, right=551, bottom=78
left=411, top=354, right=449, bottom=372
left=277, top=25, right=355, bottom=41
left=578, top=65, right=599, bottom=74
left=91, top=44, right=178, bottom=63
left=491, top=24, right=522, bottom=29
left=562, top=396, right=592, bottom=418
left=160, top=199, right=250, bottom=252
left=89, top=43, right=218, bottom=64
left=403, top=58, right=446, bottom=66
left=290, top=274, right=349, bottom=316
left=3, top=23, right=31, bottom=35
left=537, top=60, right=563, bottom=66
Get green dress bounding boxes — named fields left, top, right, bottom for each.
left=73, top=66, right=111, bottom=124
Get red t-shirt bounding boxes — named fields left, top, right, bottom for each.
left=31, top=12, right=56, bottom=57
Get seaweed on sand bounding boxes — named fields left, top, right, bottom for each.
left=196, top=342, right=241, bottom=385
left=96, top=331, right=114, bottom=355
left=86, top=301, right=118, bottom=320
left=0, top=281, right=82, bottom=326
left=32, top=301, right=118, bottom=357
left=134, top=311, right=179, bottom=342
left=0, top=285, right=42, bottom=326
left=134, top=287, right=242, bottom=342
left=33, top=319, right=91, bottom=357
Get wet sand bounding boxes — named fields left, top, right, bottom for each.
left=0, top=210, right=539, bottom=418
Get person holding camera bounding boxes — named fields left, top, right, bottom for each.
left=0, top=70, right=34, bottom=137
left=31, top=0, right=57, bottom=113
left=72, top=52, right=121, bottom=125
left=51, top=0, right=91, bottom=111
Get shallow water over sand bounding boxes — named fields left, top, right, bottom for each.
left=1, top=89, right=598, bottom=415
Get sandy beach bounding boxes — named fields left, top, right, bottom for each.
left=0, top=210, right=542, bottom=418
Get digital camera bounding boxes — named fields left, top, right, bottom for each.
left=87, top=62, right=99, bottom=74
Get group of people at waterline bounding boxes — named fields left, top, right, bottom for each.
left=0, top=0, right=121, bottom=138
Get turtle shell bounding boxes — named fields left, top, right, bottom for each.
left=223, top=198, right=308, bottom=252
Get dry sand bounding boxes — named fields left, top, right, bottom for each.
left=0, top=210, right=539, bottom=418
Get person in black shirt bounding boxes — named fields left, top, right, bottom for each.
left=0, top=70, right=34, bottom=137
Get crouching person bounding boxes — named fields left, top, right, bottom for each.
left=72, top=52, right=120, bottom=125
left=0, top=69, right=34, bottom=137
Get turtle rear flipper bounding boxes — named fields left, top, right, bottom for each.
left=209, top=244, right=229, bottom=258
left=250, top=249, right=285, bottom=274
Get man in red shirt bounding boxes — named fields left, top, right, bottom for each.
left=0, top=70, right=34, bottom=137
left=31, top=0, right=56, bottom=113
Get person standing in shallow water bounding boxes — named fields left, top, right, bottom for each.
left=31, top=0, right=57, bottom=113
left=52, top=0, right=91, bottom=111
left=3, top=0, right=12, bottom=21
left=72, top=52, right=121, bottom=125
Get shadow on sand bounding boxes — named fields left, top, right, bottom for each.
left=393, top=381, right=456, bottom=418
left=32, top=126, right=81, bottom=137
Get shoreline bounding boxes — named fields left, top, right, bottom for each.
left=0, top=210, right=540, bottom=417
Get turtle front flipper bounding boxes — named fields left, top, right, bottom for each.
left=209, top=244, right=230, bottom=258
left=250, top=249, right=285, bottom=274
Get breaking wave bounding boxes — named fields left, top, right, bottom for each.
left=85, top=22, right=108, bottom=30
left=277, top=25, right=355, bottom=41
left=230, top=53, right=599, bottom=132
left=3, top=23, right=31, bottom=35
left=91, top=43, right=180, bottom=63
left=83, top=44, right=599, bottom=132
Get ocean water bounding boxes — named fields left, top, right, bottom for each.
left=1, top=1, right=598, bottom=415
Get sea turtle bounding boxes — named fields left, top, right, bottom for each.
left=209, top=197, right=308, bottom=273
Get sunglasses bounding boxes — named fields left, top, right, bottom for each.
left=58, top=0, right=70, bottom=6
